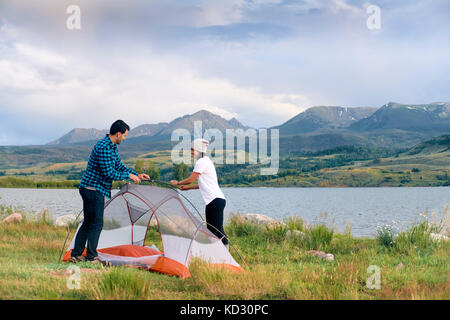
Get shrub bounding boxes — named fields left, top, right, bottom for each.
left=0, top=204, right=16, bottom=218
left=377, top=212, right=446, bottom=254
left=35, top=208, right=53, bottom=226
left=395, top=220, right=441, bottom=254
left=225, top=213, right=260, bottom=237
left=285, top=216, right=305, bottom=232
left=260, top=223, right=287, bottom=243
left=376, top=224, right=396, bottom=249
left=301, top=223, right=334, bottom=251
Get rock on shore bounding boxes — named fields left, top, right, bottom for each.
left=55, top=214, right=78, bottom=227
left=307, top=250, right=335, bottom=261
left=2, top=213, right=23, bottom=223
left=239, top=213, right=286, bottom=228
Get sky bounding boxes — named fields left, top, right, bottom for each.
left=0, top=0, right=449, bottom=145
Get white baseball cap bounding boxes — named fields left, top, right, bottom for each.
left=191, top=138, right=209, bottom=153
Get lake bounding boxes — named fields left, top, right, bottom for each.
left=0, top=186, right=448, bottom=238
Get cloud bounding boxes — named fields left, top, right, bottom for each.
left=0, top=25, right=306, bottom=144
left=0, top=0, right=449, bottom=145
left=201, top=106, right=239, bottom=120
left=15, top=43, right=67, bottom=66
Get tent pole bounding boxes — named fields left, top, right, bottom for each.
left=146, top=180, right=205, bottom=222
left=57, top=208, right=84, bottom=262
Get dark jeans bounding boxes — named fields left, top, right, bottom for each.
left=71, top=187, right=105, bottom=260
left=205, top=198, right=228, bottom=245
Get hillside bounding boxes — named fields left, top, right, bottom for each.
left=247, top=134, right=450, bottom=187
left=2, top=134, right=450, bottom=188
left=0, top=145, right=92, bottom=170
left=406, top=134, right=450, bottom=155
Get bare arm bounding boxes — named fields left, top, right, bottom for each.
left=170, top=171, right=200, bottom=187
left=180, top=184, right=199, bottom=191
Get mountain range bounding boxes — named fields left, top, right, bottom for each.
left=47, top=101, right=450, bottom=149
left=47, top=110, right=247, bottom=145
left=1, top=102, right=449, bottom=170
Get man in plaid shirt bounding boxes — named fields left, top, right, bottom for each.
left=70, top=120, right=149, bottom=263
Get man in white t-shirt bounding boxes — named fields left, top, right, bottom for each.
left=170, top=138, right=228, bottom=248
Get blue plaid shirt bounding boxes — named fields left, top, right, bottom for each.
left=80, top=135, right=137, bottom=198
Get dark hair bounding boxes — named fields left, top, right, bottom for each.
left=110, top=120, right=130, bottom=135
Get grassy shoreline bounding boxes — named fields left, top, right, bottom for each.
left=0, top=208, right=448, bottom=300
left=1, top=176, right=450, bottom=189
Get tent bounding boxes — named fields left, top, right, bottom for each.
left=62, top=183, right=243, bottom=278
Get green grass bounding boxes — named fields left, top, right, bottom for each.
left=0, top=208, right=449, bottom=300
left=0, top=176, right=80, bottom=189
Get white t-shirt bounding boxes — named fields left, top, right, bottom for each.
left=193, top=156, right=225, bottom=205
